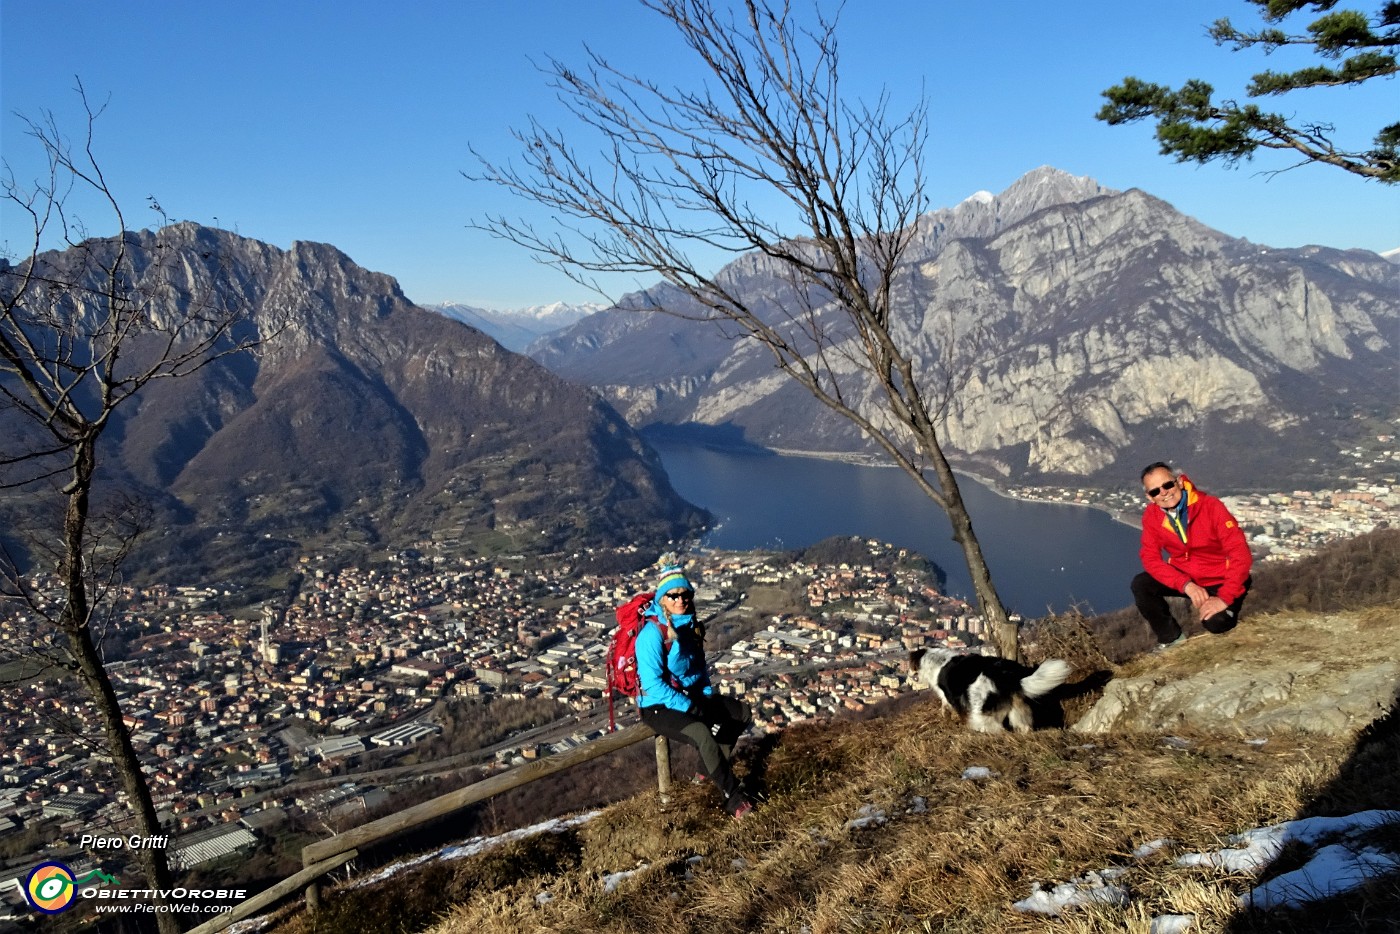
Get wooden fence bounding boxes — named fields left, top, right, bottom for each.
left=187, top=723, right=665, bottom=934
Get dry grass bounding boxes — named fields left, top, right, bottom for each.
left=1022, top=609, right=1117, bottom=726
left=263, top=691, right=1398, bottom=934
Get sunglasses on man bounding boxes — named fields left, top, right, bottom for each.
left=1146, top=479, right=1178, bottom=498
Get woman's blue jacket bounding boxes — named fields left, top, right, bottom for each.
left=634, top=603, right=713, bottom=712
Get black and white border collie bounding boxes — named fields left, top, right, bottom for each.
left=908, top=648, right=1071, bottom=733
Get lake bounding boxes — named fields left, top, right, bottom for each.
left=650, top=438, right=1143, bottom=617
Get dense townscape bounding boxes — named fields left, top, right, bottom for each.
left=1, top=463, right=1394, bottom=917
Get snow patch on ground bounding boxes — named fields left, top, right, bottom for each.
left=1174, top=811, right=1400, bottom=910
left=601, top=865, right=648, bottom=893
left=1019, top=809, right=1400, bottom=926
left=349, top=811, right=602, bottom=889
left=844, top=803, right=887, bottom=830
left=1013, top=868, right=1130, bottom=916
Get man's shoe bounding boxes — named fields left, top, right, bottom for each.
left=731, top=800, right=754, bottom=822
left=1153, top=633, right=1189, bottom=653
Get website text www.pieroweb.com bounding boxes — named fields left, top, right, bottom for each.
left=23, top=852, right=245, bottom=918
left=88, top=886, right=247, bottom=916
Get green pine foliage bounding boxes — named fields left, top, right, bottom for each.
left=1098, top=1, right=1399, bottom=182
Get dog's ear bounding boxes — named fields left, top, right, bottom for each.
left=907, top=648, right=926, bottom=671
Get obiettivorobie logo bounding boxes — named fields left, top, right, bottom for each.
left=23, top=861, right=120, bottom=914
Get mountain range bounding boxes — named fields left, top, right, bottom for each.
left=528, top=167, right=1399, bottom=489
left=5, top=168, right=1392, bottom=585
left=1, top=225, right=705, bottom=586
left=426, top=301, right=603, bottom=353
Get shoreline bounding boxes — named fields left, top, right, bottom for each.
left=956, top=468, right=1141, bottom=531
left=726, top=444, right=1143, bottom=530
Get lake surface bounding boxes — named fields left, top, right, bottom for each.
left=650, top=438, right=1142, bottom=616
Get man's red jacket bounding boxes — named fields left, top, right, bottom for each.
left=1139, top=474, right=1253, bottom=604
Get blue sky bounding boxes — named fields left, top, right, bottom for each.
left=3, top=0, right=1396, bottom=309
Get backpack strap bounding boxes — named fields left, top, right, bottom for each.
left=648, top=613, right=684, bottom=693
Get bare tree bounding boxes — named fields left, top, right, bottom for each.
left=1, top=86, right=275, bottom=929
left=469, top=0, right=1019, bottom=658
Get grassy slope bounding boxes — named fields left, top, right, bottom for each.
left=282, top=684, right=1396, bottom=934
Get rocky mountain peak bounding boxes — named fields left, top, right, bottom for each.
left=529, top=166, right=1398, bottom=488
left=998, top=165, right=1110, bottom=212
left=428, top=301, right=604, bottom=352
left=2, top=225, right=706, bottom=584
left=906, top=167, right=1115, bottom=260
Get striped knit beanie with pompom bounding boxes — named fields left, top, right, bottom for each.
left=653, top=553, right=693, bottom=599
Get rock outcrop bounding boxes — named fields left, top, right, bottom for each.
left=1074, top=609, right=1399, bottom=735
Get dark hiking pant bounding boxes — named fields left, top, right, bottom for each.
left=1131, top=572, right=1252, bottom=644
left=641, top=694, right=751, bottom=811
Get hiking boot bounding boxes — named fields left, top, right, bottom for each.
left=691, top=772, right=709, bottom=785
left=724, top=790, right=753, bottom=820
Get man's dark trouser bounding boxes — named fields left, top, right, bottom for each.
left=640, top=694, right=750, bottom=809
left=1131, top=572, right=1252, bottom=644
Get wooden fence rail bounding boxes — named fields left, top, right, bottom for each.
left=186, top=723, right=662, bottom=933
left=185, top=850, right=358, bottom=934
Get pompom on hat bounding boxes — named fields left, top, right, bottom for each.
left=653, top=552, right=693, bottom=599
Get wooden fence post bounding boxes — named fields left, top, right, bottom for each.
left=654, top=735, right=671, bottom=805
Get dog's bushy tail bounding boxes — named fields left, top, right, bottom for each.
left=1020, top=658, right=1071, bottom=698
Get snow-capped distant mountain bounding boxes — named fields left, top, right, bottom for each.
left=1381, top=246, right=1400, bottom=264
left=427, top=301, right=605, bottom=352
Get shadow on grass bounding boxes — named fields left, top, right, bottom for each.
left=1220, top=691, right=1400, bottom=933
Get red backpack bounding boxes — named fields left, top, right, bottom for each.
left=605, top=592, right=669, bottom=730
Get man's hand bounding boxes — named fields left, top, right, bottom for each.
left=1183, top=582, right=1209, bottom=608
left=1199, top=596, right=1228, bottom=620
